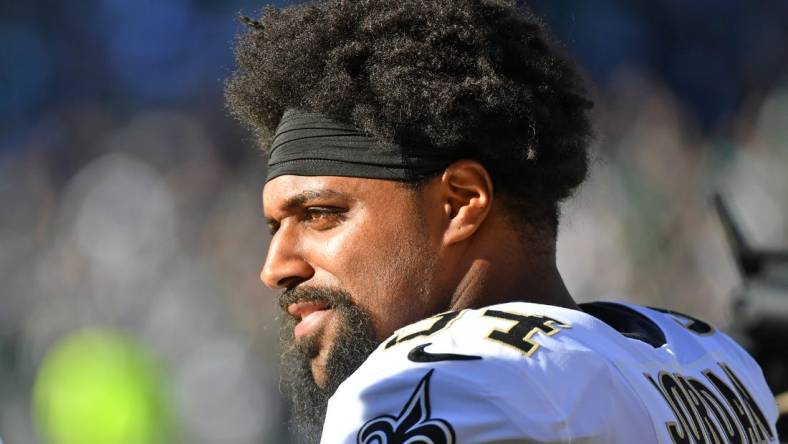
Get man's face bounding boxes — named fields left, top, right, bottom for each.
left=262, top=175, right=447, bottom=385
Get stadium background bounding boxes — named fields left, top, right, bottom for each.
left=1, top=0, right=787, bottom=442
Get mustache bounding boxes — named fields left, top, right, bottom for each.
left=278, top=286, right=355, bottom=313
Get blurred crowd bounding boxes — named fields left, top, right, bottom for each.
left=1, top=1, right=787, bottom=443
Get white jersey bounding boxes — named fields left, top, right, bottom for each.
left=321, top=301, right=779, bottom=443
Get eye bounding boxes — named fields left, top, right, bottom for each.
left=303, top=206, right=347, bottom=230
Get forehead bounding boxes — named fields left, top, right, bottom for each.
left=262, top=175, right=407, bottom=213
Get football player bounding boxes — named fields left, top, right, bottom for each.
left=226, top=0, right=780, bottom=442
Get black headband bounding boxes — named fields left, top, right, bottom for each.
left=265, top=110, right=452, bottom=182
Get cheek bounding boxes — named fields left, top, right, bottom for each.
left=304, top=202, right=437, bottom=335
left=354, top=227, right=437, bottom=331
left=306, top=207, right=404, bottom=278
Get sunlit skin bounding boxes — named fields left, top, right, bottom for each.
left=261, top=160, right=577, bottom=387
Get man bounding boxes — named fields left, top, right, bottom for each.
left=226, top=0, right=780, bottom=442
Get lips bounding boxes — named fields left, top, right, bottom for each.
left=288, top=301, right=332, bottom=338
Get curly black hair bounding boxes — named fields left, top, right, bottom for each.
left=226, top=0, right=592, bottom=236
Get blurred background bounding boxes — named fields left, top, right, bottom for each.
left=1, top=0, right=787, bottom=442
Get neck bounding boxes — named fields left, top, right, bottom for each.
left=448, top=256, right=577, bottom=312
left=444, top=219, right=578, bottom=312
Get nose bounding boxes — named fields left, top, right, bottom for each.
left=260, top=228, right=314, bottom=289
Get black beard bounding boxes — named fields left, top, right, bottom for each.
left=279, top=287, right=379, bottom=444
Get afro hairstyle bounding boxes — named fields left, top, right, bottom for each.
left=226, top=0, right=593, bottom=236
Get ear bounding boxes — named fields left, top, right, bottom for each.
left=439, top=160, right=493, bottom=246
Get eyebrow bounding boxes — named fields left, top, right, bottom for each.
left=264, top=189, right=351, bottom=224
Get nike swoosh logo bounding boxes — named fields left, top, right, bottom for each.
left=407, top=343, right=482, bottom=363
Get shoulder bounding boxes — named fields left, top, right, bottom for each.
left=321, top=302, right=652, bottom=443
left=365, top=302, right=618, bottom=384
left=379, top=301, right=616, bottom=359
left=622, top=304, right=778, bottom=399
left=598, top=303, right=780, bottom=443
left=617, top=303, right=768, bottom=376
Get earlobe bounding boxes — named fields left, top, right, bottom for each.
left=440, top=160, right=493, bottom=246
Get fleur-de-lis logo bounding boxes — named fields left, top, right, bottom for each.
left=357, top=370, right=455, bottom=444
